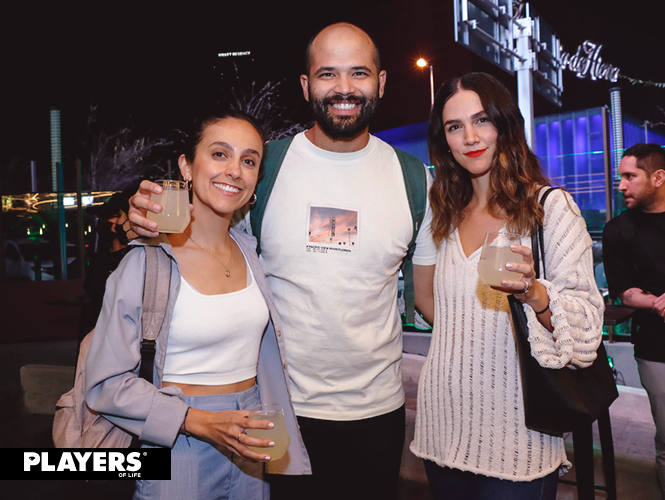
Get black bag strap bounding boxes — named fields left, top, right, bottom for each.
left=532, top=186, right=560, bottom=280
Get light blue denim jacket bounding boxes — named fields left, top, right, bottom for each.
left=85, top=227, right=311, bottom=475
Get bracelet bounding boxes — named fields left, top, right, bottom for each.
left=183, top=407, right=191, bottom=434
left=183, top=407, right=192, bottom=447
left=534, top=303, right=550, bottom=315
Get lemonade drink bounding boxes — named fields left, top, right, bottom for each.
left=477, top=245, right=523, bottom=286
left=147, top=181, right=190, bottom=233
left=247, top=407, right=290, bottom=461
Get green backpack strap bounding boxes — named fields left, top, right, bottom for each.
left=391, top=146, right=428, bottom=325
left=250, top=136, right=294, bottom=255
left=250, top=138, right=428, bottom=324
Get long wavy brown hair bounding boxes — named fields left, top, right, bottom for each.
left=428, top=72, right=550, bottom=245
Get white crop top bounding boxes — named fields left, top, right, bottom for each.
left=162, top=255, right=270, bottom=386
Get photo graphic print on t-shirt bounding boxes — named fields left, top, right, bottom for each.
left=306, top=205, right=359, bottom=254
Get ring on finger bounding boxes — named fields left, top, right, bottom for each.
left=521, top=278, right=531, bottom=295
left=237, top=432, right=243, bottom=441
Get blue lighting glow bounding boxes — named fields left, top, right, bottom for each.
left=375, top=109, right=665, bottom=232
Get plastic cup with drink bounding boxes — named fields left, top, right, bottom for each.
left=477, top=231, right=523, bottom=287
left=246, top=404, right=290, bottom=461
left=146, top=180, right=191, bottom=233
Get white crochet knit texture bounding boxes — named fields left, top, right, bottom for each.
left=410, top=188, right=604, bottom=481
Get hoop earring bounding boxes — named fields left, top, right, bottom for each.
left=249, top=193, right=257, bottom=206
left=186, top=180, right=192, bottom=191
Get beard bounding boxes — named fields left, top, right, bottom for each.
left=625, top=187, right=659, bottom=210
left=308, top=87, right=380, bottom=139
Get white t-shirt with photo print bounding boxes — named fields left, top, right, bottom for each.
left=257, top=132, right=437, bottom=420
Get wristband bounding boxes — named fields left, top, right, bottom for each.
left=183, top=407, right=192, bottom=447
left=534, top=303, right=550, bottom=315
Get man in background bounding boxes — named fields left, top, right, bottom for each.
left=603, top=143, right=665, bottom=498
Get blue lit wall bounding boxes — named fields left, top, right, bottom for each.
left=375, top=121, right=430, bottom=165
left=621, top=116, right=665, bottom=150
left=534, top=108, right=607, bottom=227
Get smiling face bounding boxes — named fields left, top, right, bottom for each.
left=179, top=117, right=263, bottom=218
left=300, top=24, right=386, bottom=141
left=441, top=89, right=498, bottom=179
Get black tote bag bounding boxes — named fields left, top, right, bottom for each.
left=509, top=188, right=618, bottom=436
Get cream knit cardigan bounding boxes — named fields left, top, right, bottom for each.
left=410, top=188, right=605, bottom=481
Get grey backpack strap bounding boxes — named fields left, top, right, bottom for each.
left=138, top=246, right=172, bottom=384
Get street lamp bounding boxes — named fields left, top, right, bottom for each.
left=416, top=58, right=434, bottom=108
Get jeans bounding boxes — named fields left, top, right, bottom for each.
left=637, top=357, right=665, bottom=499
left=268, top=405, right=406, bottom=500
left=134, top=385, right=268, bottom=500
left=423, top=461, right=559, bottom=500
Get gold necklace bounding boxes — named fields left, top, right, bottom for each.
left=187, top=233, right=233, bottom=278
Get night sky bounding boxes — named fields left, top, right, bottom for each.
left=2, top=3, right=333, bottom=179
left=2, top=0, right=664, bottom=191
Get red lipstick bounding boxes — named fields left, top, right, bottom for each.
left=464, top=149, right=487, bottom=158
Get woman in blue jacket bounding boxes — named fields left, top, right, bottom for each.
left=85, top=108, right=310, bottom=499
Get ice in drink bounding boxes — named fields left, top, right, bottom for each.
left=147, top=181, right=190, bottom=233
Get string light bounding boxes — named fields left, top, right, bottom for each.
left=620, top=75, right=665, bottom=88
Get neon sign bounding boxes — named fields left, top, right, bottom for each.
left=560, top=41, right=620, bottom=82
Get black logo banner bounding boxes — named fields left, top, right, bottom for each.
left=7, top=448, right=171, bottom=480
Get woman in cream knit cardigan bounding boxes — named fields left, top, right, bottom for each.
left=411, top=72, right=604, bottom=500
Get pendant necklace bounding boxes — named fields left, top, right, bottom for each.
left=187, top=232, right=233, bottom=278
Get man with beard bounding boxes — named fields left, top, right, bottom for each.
left=128, top=23, right=436, bottom=500
left=603, top=143, right=665, bottom=498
